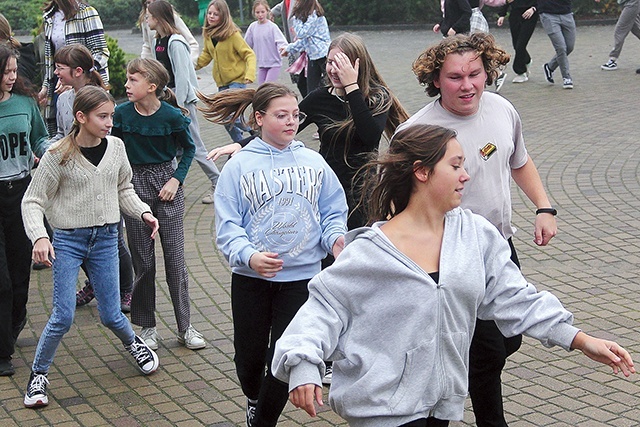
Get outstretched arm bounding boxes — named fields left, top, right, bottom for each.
left=571, top=331, right=635, bottom=377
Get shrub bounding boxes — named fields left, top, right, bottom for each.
left=0, top=0, right=42, bottom=32
left=106, top=35, right=127, bottom=99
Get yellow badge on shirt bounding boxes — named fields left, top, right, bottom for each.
left=479, top=142, right=497, bottom=161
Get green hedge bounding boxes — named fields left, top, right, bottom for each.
left=0, top=0, right=623, bottom=32
left=106, top=35, right=127, bottom=98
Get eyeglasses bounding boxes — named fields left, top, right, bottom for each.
left=259, top=111, right=307, bottom=124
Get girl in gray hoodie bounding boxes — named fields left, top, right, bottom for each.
left=272, top=124, right=635, bottom=427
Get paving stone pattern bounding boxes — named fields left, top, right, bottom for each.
left=3, top=23, right=640, bottom=426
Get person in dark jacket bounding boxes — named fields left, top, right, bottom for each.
left=433, top=0, right=472, bottom=37
left=0, top=13, right=38, bottom=82
left=496, top=0, right=539, bottom=83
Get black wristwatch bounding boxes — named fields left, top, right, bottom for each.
left=535, top=207, right=557, bottom=216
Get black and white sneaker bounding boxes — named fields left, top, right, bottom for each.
left=322, top=364, right=333, bottom=385
left=562, top=78, right=574, bottom=89
left=24, top=372, right=49, bottom=408
left=601, top=59, right=618, bottom=70
left=543, top=63, right=554, bottom=84
left=126, top=335, right=159, bottom=375
left=246, top=398, right=257, bottom=427
left=494, top=72, right=507, bottom=92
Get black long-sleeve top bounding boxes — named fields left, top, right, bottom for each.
left=536, top=0, right=571, bottom=15
left=440, top=0, right=472, bottom=35
left=299, top=87, right=388, bottom=229
left=498, top=0, right=538, bottom=17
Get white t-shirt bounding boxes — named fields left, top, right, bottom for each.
left=397, top=92, right=529, bottom=238
left=51, top=10, right=66, bottom=52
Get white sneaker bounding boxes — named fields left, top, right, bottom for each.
left=140, top=327, right=159, bottom=350
left=177, top=325, right=206, bottom=350
left=201, top=185, right=215, bottom=204
left=512, top=74, right=528, bottom=83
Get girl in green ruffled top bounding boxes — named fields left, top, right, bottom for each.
left=112, top=58, right=206, bottom=352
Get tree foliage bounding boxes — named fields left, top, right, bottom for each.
left=0, top=0, right=624, bottom=32
left=106, top=35, right=127, bottom=98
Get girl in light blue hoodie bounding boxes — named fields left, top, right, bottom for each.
left=272, top=124, right=635, bottom=427
left=198, top=82, right=348, bottom=427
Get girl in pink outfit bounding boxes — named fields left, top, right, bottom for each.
left=244, top=0, right=288, bottom=84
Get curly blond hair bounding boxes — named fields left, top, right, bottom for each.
left=412, top=32, right=510, bottom=97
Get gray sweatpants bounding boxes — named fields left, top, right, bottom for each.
left=609, top=0, right=640, bottom=60
left=540, top=12, right=576, bottom=80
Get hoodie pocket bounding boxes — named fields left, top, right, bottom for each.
left=388, top=338, right=439, bottom=415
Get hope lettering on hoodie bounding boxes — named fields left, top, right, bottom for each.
left=0, top=95, right=49, bottom=181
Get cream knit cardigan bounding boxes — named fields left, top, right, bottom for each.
left=22, top=135, right=151, bottom=244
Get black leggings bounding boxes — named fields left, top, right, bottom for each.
left=231, top=273, right=310, bottom=427
left=468, top=237, right=523, bottom=427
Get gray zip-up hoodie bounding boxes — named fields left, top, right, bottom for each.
left=272, top=207, right=579, bottom=426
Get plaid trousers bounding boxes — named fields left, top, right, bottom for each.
left=125, top=162, right=191, bottom=333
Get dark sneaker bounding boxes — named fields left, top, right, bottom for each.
left=562, top=78, right=574, bottom=89
left=32, top=262, right=50, bottom=271
left=126, top=335, right=159, bottom=375
left=76, top=281, right=95, bottom=307
left=24, top=372, right=49, bottom=408
left=120, top=292, right=132, bottom=313
left=0, top=358, right=15, bottom=376
left=601, top=59, right=617, bottom=71
left=494, top=72, right=507, bottom=92
left=246, top=398, right=257, bottom=427
left=543, top=63, right=554, bottom=84
left=322, top=363, right=333, bottom=385
left=636, top=67, right=640, bottom=74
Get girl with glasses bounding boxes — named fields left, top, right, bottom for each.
left=197, top=82, right=348, bottom=427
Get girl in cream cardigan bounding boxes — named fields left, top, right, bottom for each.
left=21, top=86, right=160, bottom=409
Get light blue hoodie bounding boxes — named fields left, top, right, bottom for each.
left=214, top=137, right=348, bottom=282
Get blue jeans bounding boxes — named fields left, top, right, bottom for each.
left=31, top=224, right=135, bottom=373
left=540, top=12, right=576, bottom=80
left=219, top=82, right=253, bottom=142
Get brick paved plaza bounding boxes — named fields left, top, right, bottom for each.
left=3, top=23, right=640, bottom=426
